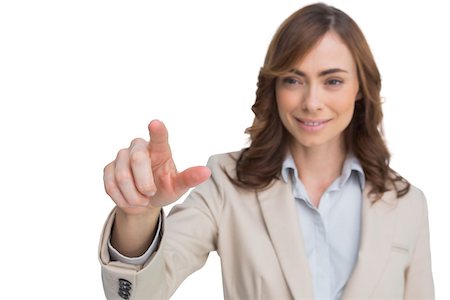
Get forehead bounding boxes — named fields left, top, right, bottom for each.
left=293, top=31, right=356, bottom=73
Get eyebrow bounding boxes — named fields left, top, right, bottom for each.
left=289, top=68, right=348, bottom=77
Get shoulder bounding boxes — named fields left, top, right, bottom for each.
left=185, top=150, right=252, bottom=213
left=206, top=151, right=240, bottom=168
left=377, top=169, right=426, bottom=209
left=379, top=176, right=427, bottom=210
left=371, top=174, right=429, bottom=223
left=198, top=150, right=256, bottom=197
left=402, top=184, right=426, bottom=201
left=387, top=182, right=431, bottom=255
left=381, top=182, right=429, bottom=237
left=396, top=183, right=428, bottom=216
left=205, top=150, right=241, bottom=178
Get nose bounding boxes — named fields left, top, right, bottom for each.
left=301, top=84, right=324, bottom=112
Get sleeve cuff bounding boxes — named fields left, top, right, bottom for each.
left=107, top=212, right=162, bottom=265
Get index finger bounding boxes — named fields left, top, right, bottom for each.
left=148, top=119, right=172, bottom=157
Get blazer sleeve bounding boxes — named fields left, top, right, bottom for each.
left=98, top=155, right=225, bottom=300
left=404, top=191, right=435, bottom=299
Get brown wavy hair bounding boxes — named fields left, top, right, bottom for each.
left=231, top=3, right=410, bottom=201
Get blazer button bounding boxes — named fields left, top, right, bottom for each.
left=118, top=278, right=132, bottom=299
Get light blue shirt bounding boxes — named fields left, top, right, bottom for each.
left=281, top=153, right=365, bottom=300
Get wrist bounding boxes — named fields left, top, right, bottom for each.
left=116, top=205, right=160, bottom=220
left=111, top=206, right=161, bottom=257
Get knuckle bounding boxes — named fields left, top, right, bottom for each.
left=130, top=150, right=148, bottom=165
left=103, top=162, right=113, bottom=175
left=115, top=170, right=132, bottom=184
left=103, top=165, right=115, bottom=194
left=130, top=137, right=146, bottom=147
left=137, top=182, right=154, bottom=194
left=103, top=179, right=116, bottom=196
left=117, top=148, right=129, bottom=158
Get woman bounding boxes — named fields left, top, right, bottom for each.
left=99, top=3, right=434, bottom=299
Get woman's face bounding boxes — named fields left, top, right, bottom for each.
left=275, top=31, right=360, bottom=153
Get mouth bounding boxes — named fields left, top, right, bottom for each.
left=295, top=118, right=331, bottom=131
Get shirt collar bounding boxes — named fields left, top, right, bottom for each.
left=281, top=152, right=365, bottom=191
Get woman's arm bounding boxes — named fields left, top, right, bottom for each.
left=102, top=120, right=210, bottom=257
left=404, top=193, right=434, bottom=299
left=99, top=153, right=225, bottom=300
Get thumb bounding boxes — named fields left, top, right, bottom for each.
left=173, top=166, right=211, bottom=194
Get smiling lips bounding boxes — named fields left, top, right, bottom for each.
left=295, top=117, right=331, bottom=131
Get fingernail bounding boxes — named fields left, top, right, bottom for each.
left=146, top=191, right=156, bottom=197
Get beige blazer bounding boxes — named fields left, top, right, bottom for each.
left=99, top=152, right=434, bottom=300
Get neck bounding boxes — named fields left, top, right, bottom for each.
left=290, top=139, right=347, bottom=191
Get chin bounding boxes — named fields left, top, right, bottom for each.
left=293, top=137, right=325, bottom=149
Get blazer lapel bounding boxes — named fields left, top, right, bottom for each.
left=342, top=183, right=399, bottom=299
left=257, top=179, right=314, bottom=300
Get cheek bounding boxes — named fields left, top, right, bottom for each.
left=276, top=89, right=298, bottom=115
left=331, top=91, right=358, bottom=117
left=337, top=99, right=356, bottom=114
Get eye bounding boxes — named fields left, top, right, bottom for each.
left=326, top=79, right=343, bottom=86
left=281, top=77, right=302, bottom=86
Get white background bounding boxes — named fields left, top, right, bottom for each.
left=1, top=0, right=448, bottom=299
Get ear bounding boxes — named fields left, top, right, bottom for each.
left=355, top=91, right=363, bottom=101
